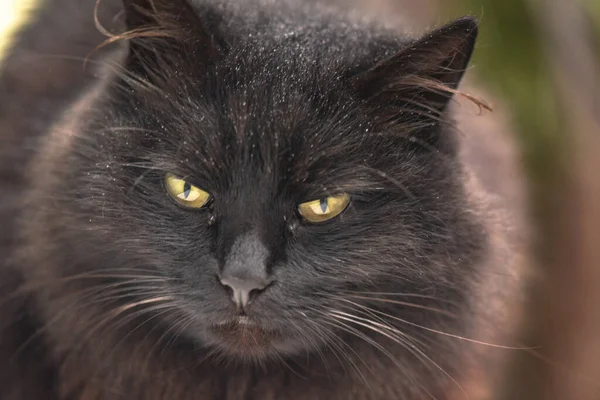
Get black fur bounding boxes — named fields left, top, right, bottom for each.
left=0, top=1, right=504, bottom=399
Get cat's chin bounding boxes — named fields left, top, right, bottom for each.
left=201, top=316, right=307, bottom=359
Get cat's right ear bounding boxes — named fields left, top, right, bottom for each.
left=121, top=0, right=223, bottom=77
left=351, top=17, right=478, bottom=133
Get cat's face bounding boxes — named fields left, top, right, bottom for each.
left=33, top=1, right=484, bottom=361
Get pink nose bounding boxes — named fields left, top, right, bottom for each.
left=219, top=275, right=271, bottom=310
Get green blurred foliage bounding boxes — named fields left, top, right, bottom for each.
left=447, top=0, right=565, bottom=185
left=585, top=0, right=600, bottom=61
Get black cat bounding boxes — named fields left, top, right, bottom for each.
left=0, top=0, right=524, bottom=399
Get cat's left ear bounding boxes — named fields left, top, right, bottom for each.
left=121, top=0, right=222, bottom=75
left=352, top=17, right=478, bottom=126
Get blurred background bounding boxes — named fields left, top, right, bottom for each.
left=1, top=0, right=599, bottom=399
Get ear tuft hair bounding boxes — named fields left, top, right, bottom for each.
left=97, top=0, right=223, bottom=82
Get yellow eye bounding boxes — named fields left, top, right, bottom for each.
left=164, top=173, right=211, bottom=209
left=298, top=194, right=350, bottom=223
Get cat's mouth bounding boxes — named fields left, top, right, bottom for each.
left=207, top=316, right=285, bottom=353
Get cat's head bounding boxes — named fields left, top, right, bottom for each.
left=29, top=0, right=486, bottom=362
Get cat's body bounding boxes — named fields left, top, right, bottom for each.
left=0, top=0, right=526, bottom=399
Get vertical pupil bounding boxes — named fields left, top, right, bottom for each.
left=183, top=182, right=192, bottom=199
left=319, top=198, right=328, bottom=213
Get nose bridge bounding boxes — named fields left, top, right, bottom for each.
left=221, top=231, right=269, bottom=280
left=218, top=178, right=278, bottom=260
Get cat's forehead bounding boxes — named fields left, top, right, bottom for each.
left=216, top=41, right=347, bottom=99
left=165, top=43, right=366, bottom=154
left=167, top=85, right=367, bottom=185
